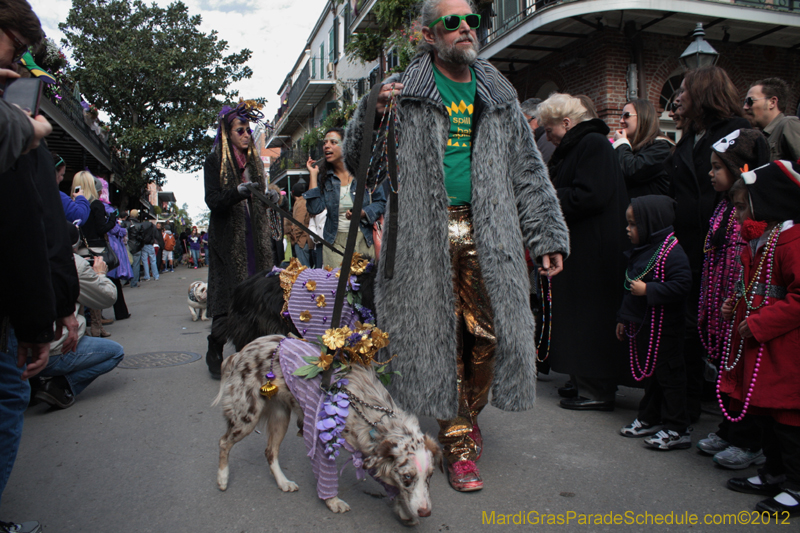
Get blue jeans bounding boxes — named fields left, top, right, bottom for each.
left=294, top=243, right=312, bottom=267
left=40, top=336, right=124, bottom=395
left=0, top=329, right=27, bottom=507
left=142, top=245, right=159, bottom=280
left=130, top=250, right=142, bottom=287
left=190, top=248, right=200, bottom=267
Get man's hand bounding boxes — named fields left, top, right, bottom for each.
left=538, top=253, right=563, bottom=277
left=0, top=67, right=20, bottom=85
left=376, top=82, right=404, bottom=115
left=24, top=115, right=53, bottom=153
left=17, top=341, right=50, bottom=380
left=615, top=323, right=625, bottom=341
left=92, top=256, right=108, bottom=275
left=55, top=314, right=79, bottom=354
left=738, top=318, right=753, bottom=339
left=630, top=279, right=647, bottom=296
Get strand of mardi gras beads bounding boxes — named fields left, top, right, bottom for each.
left=698, top=203, right=741, bottom=361
left=624, top=233, right=676, bottom=290
left=717, top=224, right=781, bottom=423
left=627, top=236, right=678, bottom=381
left=536, top=276, right=552, bottom=363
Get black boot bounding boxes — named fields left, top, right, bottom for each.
left=206, top=335, right=224, bottom=379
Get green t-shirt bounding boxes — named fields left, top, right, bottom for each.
left=433, top=65, right=476, bottom=206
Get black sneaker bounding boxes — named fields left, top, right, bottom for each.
left=0, top=520, right=43, bottom=533
left=35, top=377, right=75, bottom=409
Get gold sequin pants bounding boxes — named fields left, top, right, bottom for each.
left=438, top=206, right=496, bottom=464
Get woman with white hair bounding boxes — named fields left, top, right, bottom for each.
left=537, top=93, right=630, bottom=411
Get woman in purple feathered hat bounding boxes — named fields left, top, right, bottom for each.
left=204, top=100, right=274, bottom=378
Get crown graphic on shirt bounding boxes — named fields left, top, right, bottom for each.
left=448, top=100, right=473, bottom=116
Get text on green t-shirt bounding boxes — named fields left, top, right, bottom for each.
left=433, top=65, right=476, bottom=206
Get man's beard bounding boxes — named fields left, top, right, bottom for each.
left=436, top=33, right=479, bottom=65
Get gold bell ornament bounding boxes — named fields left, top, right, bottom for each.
left=260, top=372, right=278, bottom=398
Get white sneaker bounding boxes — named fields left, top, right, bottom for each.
left=643, top=429, right=692, bottom=450
left=713, top=446, right=766, bottom=470
left=696, top=432, right=729, bottom=455
left=620, top=418, right=663, bottom=438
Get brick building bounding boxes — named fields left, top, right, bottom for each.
left=481, top=0, right=800, bottom=140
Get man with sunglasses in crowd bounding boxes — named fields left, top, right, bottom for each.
left=1, top=2, right=82, bottom=532
left=344, top=0, right=569, bottom=493
left=743, top=78, right=800, bottom=162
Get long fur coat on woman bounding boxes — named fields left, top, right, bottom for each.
left=343, top=52, right=570, bottom=420
left=204, top=148, right=273, bottom=318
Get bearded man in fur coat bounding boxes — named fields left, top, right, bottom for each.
left=343, top=0, right=570, bottom=492
left=204, top=102, right=274, bottom=378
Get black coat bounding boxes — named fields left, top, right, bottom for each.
left=615, top=138, right=672, bottom=198
left=82, top=199, right=116, bottom=247
left=547, top=119, right=630, bottom=379
left=666, top=117, right=751, bottom=277
left=204, top=151, right=273, bottom=317
left=618, top=197, right=691, bottom=328
left=0, top=144, right=79, bottom=343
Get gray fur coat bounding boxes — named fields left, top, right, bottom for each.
left=343, top=53, right=570, bottom=420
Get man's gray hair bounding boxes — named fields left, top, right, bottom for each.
left=418, top=0, right=478, bottom=54
left=520, top=98, right=542, bottom=118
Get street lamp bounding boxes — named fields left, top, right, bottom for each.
left=680, top=23, right=719, bottom=70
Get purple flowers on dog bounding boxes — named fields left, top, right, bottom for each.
left=318, top=378, right=350, bottom=459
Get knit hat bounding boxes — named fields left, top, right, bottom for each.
left=741, top=160, right=800, bottom=222
left=712, top=128, right=769, bottom=178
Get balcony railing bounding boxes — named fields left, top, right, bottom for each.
left=44, top=84, right=124, bottom=173
left=480, top=0, right=798, bottom=47
left=269, top=148, right=309, bottom=182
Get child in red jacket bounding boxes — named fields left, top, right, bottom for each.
left=719, top=161, right=800, bottom=517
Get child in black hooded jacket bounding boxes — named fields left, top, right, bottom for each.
left=616, top=195, right=693, bottom=450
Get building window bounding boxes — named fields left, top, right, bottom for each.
left=344, top=4, right=351, bottom=45
left=329, top=26, right=335, bottom=64
left=311, top=54, right=316, bottom=78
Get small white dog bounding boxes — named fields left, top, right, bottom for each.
left=188, top=281, right=208, bottom=321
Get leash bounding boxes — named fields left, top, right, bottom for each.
left=245, top=184, right=344, bottom=256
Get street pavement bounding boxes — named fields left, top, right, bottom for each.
left=1, top=266, right=794, bottom=532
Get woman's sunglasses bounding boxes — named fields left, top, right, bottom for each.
left=233, top=127, right=252, bottom=136
left=620, top=112, right=637, bottom=120
left=428, top=14, right=481, bottom=31
left=666, top=102, right=681, bottom=113
left=743, top=96, right=766, bottom=108
left=2, top=28, right=30, bottom=61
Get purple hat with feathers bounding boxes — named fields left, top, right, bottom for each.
left=213, top=100, right=265, bottom=147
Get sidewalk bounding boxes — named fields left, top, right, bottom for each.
left=1, top=265, right=792, bottom=531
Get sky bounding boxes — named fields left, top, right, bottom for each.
left=31, top=0, right=330, bottom=220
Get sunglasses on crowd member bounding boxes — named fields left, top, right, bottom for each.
left=428, top=14, right=481, bottom=31
left=620, top=112, right=637, bottom=120
left=666, top=102, right=681, bottom=112
left=743, top=96, right=766, bottom=107
left=2, top=28, right=30, bottom=62
left=233, top=127, right=252, bottom=136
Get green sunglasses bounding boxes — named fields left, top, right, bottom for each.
left=428, top=13, right=481, bottom=31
